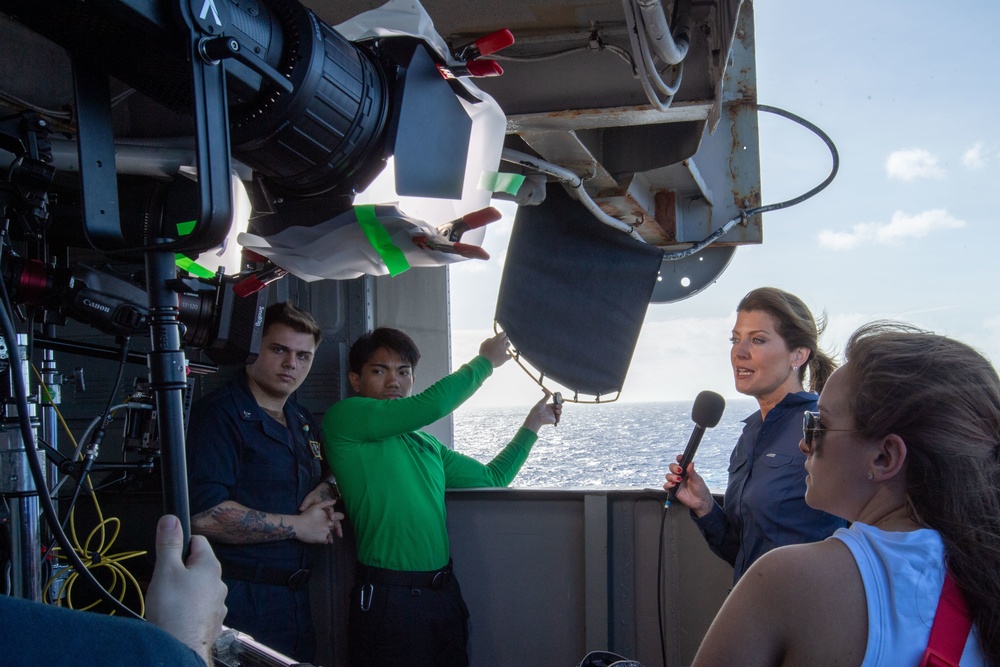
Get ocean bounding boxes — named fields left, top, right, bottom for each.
left=453, top=397, right=760, bottom=493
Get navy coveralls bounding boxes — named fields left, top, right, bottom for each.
left=187, top=371, right=323, bottom=661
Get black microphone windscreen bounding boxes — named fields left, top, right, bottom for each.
left=691, top=390, right=726, bottom=428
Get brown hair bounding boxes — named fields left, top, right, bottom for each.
left=737, top=287, right=836, bottom=393
left=263, top=302, right=322, bottom=347
left=844, top=321, right=1000, bottom=664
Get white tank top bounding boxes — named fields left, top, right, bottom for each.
left=832, top=523, right=984, bottom=666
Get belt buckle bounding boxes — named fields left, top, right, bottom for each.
left=431, top=569, right=448, bottom=589
left=287, top=568, right=311, bottom=590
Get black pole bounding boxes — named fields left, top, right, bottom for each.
left=145, top=242, right=192, bottom=550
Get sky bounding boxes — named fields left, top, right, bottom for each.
left=447, top=0, right=1000, bottom=408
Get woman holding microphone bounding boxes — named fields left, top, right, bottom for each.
left=663, top=287, right=845, bottom=584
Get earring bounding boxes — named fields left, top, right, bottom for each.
left=792, top=366, right=799, bottom=372
left=867, top=471, right=874, bottom=480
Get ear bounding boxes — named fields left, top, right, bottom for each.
left=348, top=372, right=361, bottom=394
left=870, top=433, right=907, bottom=482
left=791, top=347, right=809, bottom=368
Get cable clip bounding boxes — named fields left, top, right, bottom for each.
left=360, top=582, right=373, bottom=612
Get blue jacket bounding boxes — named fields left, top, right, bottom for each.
left=186, top=370, right=324, bottom=570
left=693, top=391, right=847, bottom=584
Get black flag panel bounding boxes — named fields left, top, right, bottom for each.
left=495, top=186, right=664, bottom=399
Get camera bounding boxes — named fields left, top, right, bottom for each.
left=3, top=256, right=266, bottom=365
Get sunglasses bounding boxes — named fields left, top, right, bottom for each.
left=802, top=410, right=855, bottom=451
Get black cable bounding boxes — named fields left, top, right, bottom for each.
left=0, top=269, right=139, bottom=618
left=746, top=104, right=840, bottom=217
left=656, top=507, right=669, bottom=667
left=46, top=336, right=132, bottom=558
left=59, top=336, right=131, bottom=523
left=662, top=103, right=839, bottom=261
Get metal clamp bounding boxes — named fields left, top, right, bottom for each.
left=360, top=582, right=373, bottom=612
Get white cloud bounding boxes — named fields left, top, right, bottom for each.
left=885, top=148, right=946, bottom=181
left=817, top=229, right=864, bottom=251
left=818, top=209, right=965, bottom=250
left=962, top=141, right=988, bottom=170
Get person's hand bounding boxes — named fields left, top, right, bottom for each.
left=479, top=332, right=511, bottom=368
left=146, top=515, right=227, bottom=666
left=327, top=507, right=345, bottom=540
left=294, top=500, right=344, bottom=543
left=521, top=389, right=562, bottom=433
left=299, top=480, right=338, bottom=512
left=663, top=458, right=715, bottom=517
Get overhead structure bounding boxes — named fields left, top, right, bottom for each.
left=0, top=0, right=766, bottom=406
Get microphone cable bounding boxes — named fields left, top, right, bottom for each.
left=656, top=504, right=670, bottom=667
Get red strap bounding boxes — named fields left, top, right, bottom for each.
left=919, top=573, right=973, bottom=667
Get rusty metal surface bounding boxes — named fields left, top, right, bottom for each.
left=304, top=0, right=758, bottom=257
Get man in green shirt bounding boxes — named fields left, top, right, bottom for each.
left=322, top=327, right=560, bottom=667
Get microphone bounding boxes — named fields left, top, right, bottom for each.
left=664, top=390, right=726, bottom=508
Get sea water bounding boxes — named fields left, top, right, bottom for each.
left=453, top=397, right=760, bottom=494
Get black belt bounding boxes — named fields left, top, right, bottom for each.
left=356, top=561, right=453, bottom=590
left=220, top=560, right=312, bottom=591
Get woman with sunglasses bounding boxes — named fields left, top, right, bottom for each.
left=691, top=322, right=996, bottom=666
left=663, top=287, right=845, bottom=584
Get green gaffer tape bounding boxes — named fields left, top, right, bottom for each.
left=175, top=254, right=216, bottom=278
left=176, top=220, right=197, bottom=236
left=355, top=205, right=410, bottom=277
left=173, top=221, right=217, bottom=277
left=479, top=171, right=525, bottom=196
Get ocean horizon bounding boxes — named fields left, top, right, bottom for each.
left=453, top=397, right=761, bottom=494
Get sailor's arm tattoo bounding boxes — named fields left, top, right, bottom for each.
left=191, top=502, right=296, bottom=544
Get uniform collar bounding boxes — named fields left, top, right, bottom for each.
left=743, top=390, right=817, bottom=425
left=232, top=369, right=309, bottom=431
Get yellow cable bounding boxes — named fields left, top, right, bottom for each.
left=35, top=364, right=148, bottom=615
left=32, top=364, right=79, bottom=452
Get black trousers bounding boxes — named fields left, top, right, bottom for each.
left=223, top=578, right=315, bottom=663
left=348, top=571, right=470, bottom=667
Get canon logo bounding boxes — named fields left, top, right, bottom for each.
left=254, top=306, right=264, bottom=327
left=83, top=298, right=111, bottom=314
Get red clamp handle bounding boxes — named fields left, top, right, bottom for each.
left=437, top=60, right=504, bottom=80
left=472, top=29, right=515, bottom=58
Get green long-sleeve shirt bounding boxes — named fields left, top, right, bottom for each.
left=322, top=355, right=537, bottom=571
